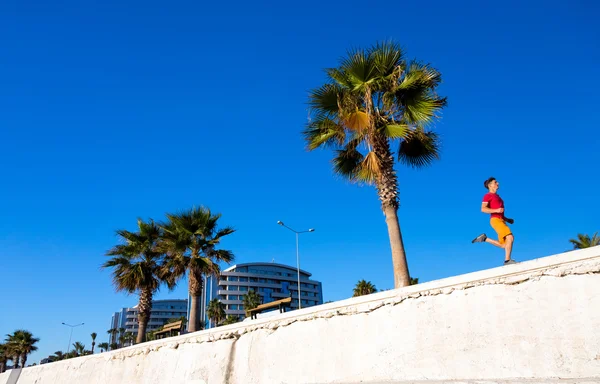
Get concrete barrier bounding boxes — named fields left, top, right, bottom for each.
left=15, top=247, right=600, bottom=383
left=0, top=369, right=21, bottom=384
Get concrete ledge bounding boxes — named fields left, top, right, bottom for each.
left=15, top=247, right=600, bottom=383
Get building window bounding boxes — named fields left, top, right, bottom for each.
left=228, top=276, right=238, bottom=282
left=239, top=277, right=248, bottom=282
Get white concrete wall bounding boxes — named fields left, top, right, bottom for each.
left=0, top=369, right=21, bottom=384
left=15, top=247, right=600, bottom=384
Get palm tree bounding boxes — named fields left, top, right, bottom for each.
left=160, top=206, right=235, bottom=332
left=222, top=315, right=239, bottom=325
left=90, top=333, right=97, bottom=354
left=53, top=351, right=65, bottom=361
left=97, top=342, right=109, bottom=353
left=242, top=290, right=261, bottom=316
left=410, top=277, right=419, bottom=285
left=72, top=342, right=85, bottom=357
left=0, top=343, right=7, bottom=373
left=109, top=342, right=118, bottom=351
left=103, top=219, right=173, bottom=345
left=124, top=332, right=135, bottom=347
left=304, top=42, right=446, bottom=288
left=107, top=329, right=118, bottom=346
left=353, top=280, right=377, bottom=297
left=569, top=232, right=600, bottom=249
left=6, top=330, right=39, bottom=368
left=207, top=298, right=226, bottom=327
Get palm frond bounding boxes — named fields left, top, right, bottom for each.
left=398, top=128, right=441, bottom=168
left=302, top=117, right=346, bottom=151
left=340, top=48, right=377, bottom=91
left=332, top=147, right=363, bottom=180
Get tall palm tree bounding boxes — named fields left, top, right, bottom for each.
left=353, top=280, right=377, bottom=297
left=242, top=290, right=261, bottom=317
left=569, top=232, right=600, bottom=249
left=304, top=42, right=446, bottom=288
left=90, top=333, right=97, bottom=354
left=72, top=342, right=85, bottom=357
left=103, top=219, right=173, bottom=344
left=160, top=206, right=235, bottom=332
left=207, top=298, right=226, bottom=327
left=6, top=330, right=39, bottom=368
left=0, top=343, right=7, bottom=373
left=97, top=343, right=109, bottom=353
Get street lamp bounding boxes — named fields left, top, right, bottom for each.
left=61, top=322, right=84, bottom=355
left=277, top=221, right=315, bottom=309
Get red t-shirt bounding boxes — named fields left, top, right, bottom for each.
left=483, top=192, right=505, bottom=219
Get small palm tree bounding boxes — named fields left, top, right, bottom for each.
left=109, top=342, right=118, bottom=351
left=52, top=351, right=65, bottom=361
left=72, top=342, right=85, bottom=357
left=207, top=298, right=226, bottom=327
left=569, top=232, right=600, bottom=249
left=97, top=343, right=109, bottom=353
left=410, top=277, right=419, bottom=285
left=305, top=41, right=446, bottom=288
left=118, top=335, right=126, bottom=348
left=353, top=280, right=377, bottom=297
left=242, top=290, right=261, bottom=316
left=6, top=330, right=39, bottom=368
left=90, top=333, right=97, bottom=354
left=0, top=343, right=7, bottom=373
left=222, top=315, right=239, bottom=325
left=103, top=219, right=173, bottom=345
left=160, top=206, right=235, bottom=332
left=124, top=332, right=135, bottom=347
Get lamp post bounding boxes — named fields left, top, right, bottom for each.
left=277, top=221, right=314, bottom=309
left=61, top=322, right=84, bottom=355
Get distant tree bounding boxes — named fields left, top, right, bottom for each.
left=90, top=333, right=97, bottom=354
left=103, top=219, right=172, bottom=345
left=222, top=315, right=239, bottom=325
left=52, top=351, right=65, bottom=361
left=569, top=232, right=600, bottom=249
left=242, top=290, right=261, bottom=316
left=124, top=332, right=135, bottom=347
left=159, top=207, right=235, bottom=332
left=97, top=343, right=109, bottom=353
left=207, top=298, right=226, bottom=327
left=410, top=277, right=419, bottom=285
left=5, top=330, right=39, bottom=368
left=0, top=343, right=7, bottom=373
left=109, top=343, right=118, bottom=351
left=353, top=280, right=377, bottom=297
left=72, top=342, right=85, bottom=357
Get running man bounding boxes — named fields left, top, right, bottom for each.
left=472, top=177, right=516, bottom=265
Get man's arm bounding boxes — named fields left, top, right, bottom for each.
left=481, top=202, right=503, bottom=214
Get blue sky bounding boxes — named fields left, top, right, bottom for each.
left=1, top=0, right=598, bottom=363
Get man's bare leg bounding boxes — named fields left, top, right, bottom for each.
left=504, top=235, right=514, bottom=262
left=485, top=238, right=504, bottom=248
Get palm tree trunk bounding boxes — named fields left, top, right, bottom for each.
left=383, top=204, right=410, bottom=287
left=13, top=355, right=19, bottom=369
left=136, top=287, right=153, bottom=344
left=373, top=132, right=411, bottom=288
left=188, top=270, right=203, bottom=332
left=91, top=342, right=95, bottom=354
left=20, top=354, right=26, bottom=369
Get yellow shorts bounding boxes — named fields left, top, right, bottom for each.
left=490, top=218, right=512, bottom=244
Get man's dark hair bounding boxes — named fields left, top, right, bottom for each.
left=484, top=177, right=496, bottom=190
